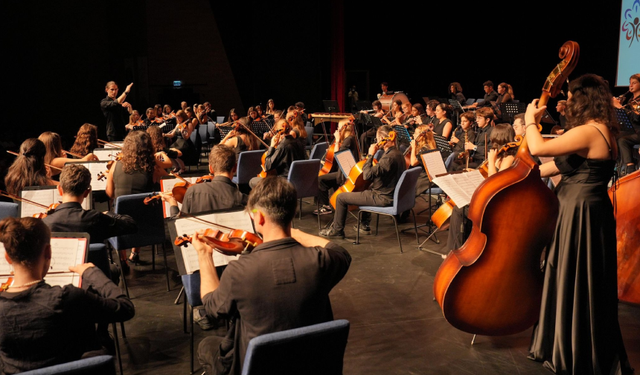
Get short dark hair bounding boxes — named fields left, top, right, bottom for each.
left=59, top=164, right=91, bottom=197
left=209, top=145, right=236, bottom=174
left=0, top=217, right=50, bottom=268
left=247, top=177, right=297, bottom=229
left=483, top=80, right=494, bottom=88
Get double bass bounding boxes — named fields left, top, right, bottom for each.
left=608, top=169, right=640, bottom=305
left=433, top=41, right=577, bottom=336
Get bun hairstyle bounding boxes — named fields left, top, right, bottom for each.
left=0, top=217, right=50, bottom=268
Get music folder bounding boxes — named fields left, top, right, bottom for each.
left=0, top=232, right=89, bottom=288
left=334, top=149, right=357, bottom=179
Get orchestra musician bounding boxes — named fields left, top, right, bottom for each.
left=449, top=82, right=466, bottom=105
left=100, top=81, right=133, bottom=141
left=450, top=107, right=494, bottom=171
left=125, top=110, right=146, bottom=132
left=193, top=176, right=351, bottom=375
left=359, top=99, right=385, bottom=154
left=105, top=130, right=157, bottom=265
left=220, top=117, right=260, bottom=156
left=164, top=110, right=198, bottom=168
left=147, top=125, right=185, bottom=175
left=433, top=103, right=454, bottom=140
left=378, top=81, right=391, bottom=98
left=525, top=73, right=633, bottom=375
left=320, top=125, right=405, bottom=238
left=69, top=123, right=99, bottom=158
left=288, top=112, right=308, bottom=148
left=467, top=80, right=498, bottom=109
left=265, top=99, right=277, bottom=116
left=512, top=113, right=526, bottom=137
left=38, top=131, right=98, bottom=180
left=4, top=138, right=57, bottom=195
left=446, top=123, right=517, bottom=251
left=0, top=216, right=135, bottom=374
left=614, top=72, right=640, bottom=176
left=448, top=112, right=477, bottom=169
left=408, top=125, right=438, bottom=196
left=160, top=144, right=247, bottom=331
left=316, top=119, right=359, bottom=216
left=248, top=118, right=307, bottom=189
left=551, top=100, right=568, bottom=135
left=204, top=102, right=216, bottom=120
left=423, top=99, right=440, bottom=128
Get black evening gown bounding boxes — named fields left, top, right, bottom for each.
left=528, top=153, right=632, bottom=375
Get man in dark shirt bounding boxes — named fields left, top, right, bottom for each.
left=100, top=81, right=133, bottom=141
left=43, top=164, right=137, bottom=277
left=320, top=125, right=406, bottom=238
left=192, top=177, right=351, bottom=375
left=451, top=107, right=494, bottom=171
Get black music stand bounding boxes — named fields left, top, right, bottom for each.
left=502, top=102, right=527, bottom=124
left=433, top=134, right=452, bottom=159
left=323, top=100, right=340, bottom=113
left=356, top=100, right=372, bottom=111
left=448, top=99, right=464, bottom=125
left=616, top=108, right=636, bottom=135
left=251, top=121, right=271, bottom=136
left=392, top=126, right=412, bottom=146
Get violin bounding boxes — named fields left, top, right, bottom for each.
left=329, top=131, right=396, bottom=209
left=175, top=228, right=263, bottom=256
left=432, top=41, right=576, bottom=336
left=258, top=121, right=291, bottom=178
left=0, top=190, right=60, bottom=218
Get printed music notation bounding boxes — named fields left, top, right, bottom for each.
left=433, top=170, right=485, bottom=208
left=170, top=211, right=254, bottom=275
left=0, top=236, right=88, bottom=288
left=20, top=186, right=91, bottom=218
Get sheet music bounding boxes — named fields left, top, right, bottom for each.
left=335, top=150, right=357, bottom=178
left=65, top=161, right=110, bottom=191
left=420, top=151, right=447, bottom=180
left=0, top=237, right=87, bottom=288
left=433, top=170, right=485, bottom=208
left=93, top=148, right=121, bottom=161
left=21, top=187, right=90, bottom=217
left=160, top=177, right=198, bottom=218
left=173, top=211, right=254, bottom=274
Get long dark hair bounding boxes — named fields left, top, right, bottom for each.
left=4, top=138, right=50, bottom=195
left=120, top=131, right=155, bottom=174
left=566, top=74, right=617, bottom=134
left=70, top=123, right=98, bottom=156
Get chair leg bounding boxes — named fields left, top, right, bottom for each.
left=391, top=215, right=403, bottom=253
left=111, top=322, right=124, bottom=375
left=152, top=245, right=156, bottom=272
left=354, top=211, right=362, bottom=245
left=175, top=286, right=184, bottom=305
left=411, top=209, right=419, bottom=245
left=189, top=304, right=195, bottom=374
left=162, top=242, right=170, bottom=291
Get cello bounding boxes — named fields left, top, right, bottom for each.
left=329, top=131, right=396, bottom=209
left=608, top=169, right=640, bottom=305
left=433, top=41, right=577, bottom=336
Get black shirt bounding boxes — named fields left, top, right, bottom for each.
left=100, top=96, right=127, bottom=141
left=264, top=136, right=307, bottom=177
left=363, top=147, right=406, bottom=203
left=169, top=176, right=247, bottom=217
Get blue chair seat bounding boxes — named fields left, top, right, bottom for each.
left=0, top=201, right=19, bottom=220
left=18, top=355, right=115, bottom=375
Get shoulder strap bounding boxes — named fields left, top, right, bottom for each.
left=587, top=124, right=612, bottom=158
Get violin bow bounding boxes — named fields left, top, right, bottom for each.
left=6, top=150, right=62, bottom=171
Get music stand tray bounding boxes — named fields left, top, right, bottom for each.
left=616, top=108, right=636, bottom=135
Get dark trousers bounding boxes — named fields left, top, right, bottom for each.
left=333, top=190, right=391, bottom=232
left=360, top=128, right=376, bottom=155
left=617, top=132, right=640, bottom=166
left=318, top=171, right=342, bottom=206
left=198, top=334, right=234, bottom=375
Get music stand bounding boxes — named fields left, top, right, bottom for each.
left=392, top=126, right=412, bottom=146
left=433, top=134, right=452, bottom=158
left=356, top=100, right=372, bottom=111
left=251, top=121, right=271, bottom=136
left=616, top=108, right=636, bottom=135
left=323, top=100, right=340, bottom=113
left=502, top=102, right=527, bottom=124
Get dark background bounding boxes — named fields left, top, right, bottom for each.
left=0, top=0, right=629, bottom=150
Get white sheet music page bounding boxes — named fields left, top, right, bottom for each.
left=335, top=150, right=356, bottom=178
left=420, top=151, right=447, bottom=180
left=0, top=243, right=12, bottom=282
left=66, top=161, right=110, bottom=192
left=45, top=237, right=87, bottom=287
left=433, top=170, right=485, bottom=208
left=173, top=211, right=254, bottom=274
left=20, top=187, right=90, bottom=217
left=160, top=177, right=197, bottom=218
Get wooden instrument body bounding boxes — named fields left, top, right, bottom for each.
left=433, top=150, right=559, bottom=336
left=329, top=158, right=374, bottom=209
left=608, top=169, right=640, bottom=305
left=378, top=92, right=410, bottom=112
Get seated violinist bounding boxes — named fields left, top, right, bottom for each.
left=316, top=119, right=360, bottom=216
left=193, top=176, right=351, bottom=374
left=248, top=119, right=307, bottom=189
left=220, top=117, right=260, bottom=156
left=0, top=217, right=135, bottom=374
left=320, top=125, right=405, bottom=238
left=446, top=123, right=517, bottom=251
left=450, top=107, right=494, bottom=172
left=409, top=125, right=438, bottom=196
left=39, top=131, right=98, bottom=180
left=4, top=138, right=57, bottom=196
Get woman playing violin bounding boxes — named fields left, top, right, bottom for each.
left=39, top=131, right=98, bottom=179
left=525, top=73, right=633, bottom=375
left=105, top=130, right=156, bottom=265
left=4, top=138, right=57, bottom=195
left=164, top=110, right=198, bottom=168
left=221, top=117, right=259, bottom=156
left=147, top=125, right=184, bottom=176
left=265, top=99, right=277, bottom=116
left=69, top=123, right=99, bottom=158
left=409, top=125, right=438, bottom=196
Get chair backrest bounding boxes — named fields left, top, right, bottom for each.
left=232, top=150, right=266, bottom=185
left=0, top=202, right=19, bottom=220
left=287, top=159, right=320, bottom=199
left=373, top=149, right=384, bottom=161
left=465, top=98, right=475, bottom=106
left=304, top=126, right=314, bottom=149
left=392, top=167, right=422, bottom=213
left=190, top=125, right=198, bottom=144
left=199, top=122, right=209, bottom=143
left=207, top=122, right=216, bottom=139
left=18, top=355, right=115, bottom=375
left=241, top=319, right=350, bottom=375
left=309, top=142, right=328, bottom=160
left=180, top=273, right=203, bottom=307
left=216, top=116, right=225, bottom=124
left=107, top=193, right=164, bottom=250
left=88, top=243, right=111, bottom=279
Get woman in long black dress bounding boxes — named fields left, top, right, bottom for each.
left=525, top=73, right=633, bottom=375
